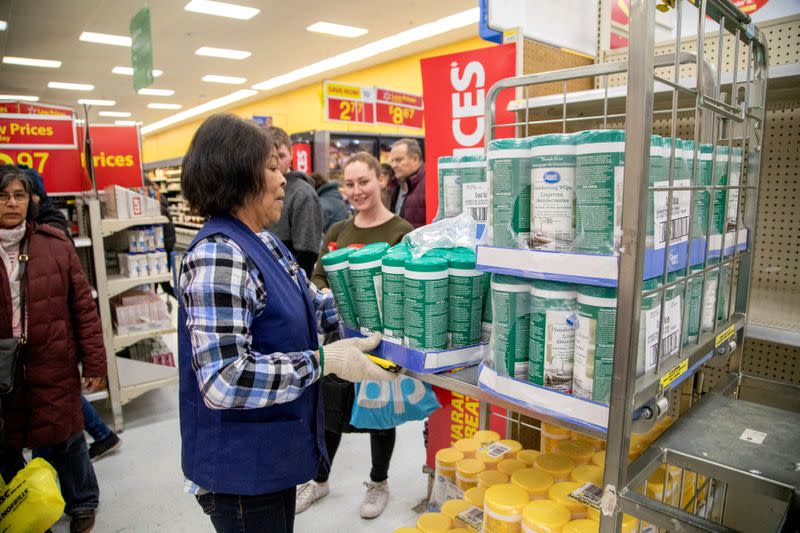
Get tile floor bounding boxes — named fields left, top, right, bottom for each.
left=50, top=384, right=429, bottom=533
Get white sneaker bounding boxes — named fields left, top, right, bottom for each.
left=295, top=480, right=329, bottom=514
left=360, top=480, right=389, bottom=519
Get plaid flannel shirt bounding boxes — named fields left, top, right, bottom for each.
left=179, top=230, right=338, bottom=494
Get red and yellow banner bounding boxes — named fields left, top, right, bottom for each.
left=0, top=101, right=74, bottom=116
left=375, top=88, right=424, bottom=129
left=323, top=81, right=424, bottom=129
left=0, top=115, right=77, bottom=149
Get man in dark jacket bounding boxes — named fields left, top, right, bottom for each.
left=264, top=126, right=323, bottom=276
left=388, top=138, right=426, bottom=228
left=314, top=173, right=349, bottom=233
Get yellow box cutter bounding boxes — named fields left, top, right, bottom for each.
left=368, top=355, right=400, bottom=373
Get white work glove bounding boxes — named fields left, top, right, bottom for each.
left=322, top=333, right=397, bottom=382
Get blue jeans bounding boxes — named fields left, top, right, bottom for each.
left=81, top=396, right=113, bottom=442
left=0, top=432, right=100, bottom=516
left=196, top=487, right=296, bottom=533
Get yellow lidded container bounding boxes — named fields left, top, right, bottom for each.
left=570, top=465, right=603, bottom=487
left=541, top=422, right=572, bottom=453
left=517, top=449, right=541, bottom=466
left=556, top=440, right=595, bottom=466
left=587, top=508, right=640, bottom=533
left=441, top=499, right=472, bottom=520
left=478, top=469, right=510, bottom=490
left=521, top=499, right=571, bottom=533
left=484, top=483, right=529, bottom=533
left=417, top=512, right=453, bottom=533
left=511, top=468, right=554, bottom=499
left=562, top=519, right=599, bottom=533
left=476, top=448, right=504, bottom=470
left=394, top=529, right=423, bottom=533
left=628, top=429, right=653, bottom=460
left=498, top=459, right=527, bottom=476
left=495, top=439, right=523, bottom=459
left=654, top=415, right=674, bottom=435
left=474, top=430, right=501, bottom=444
left=678, top=470, right=708, bottom=508
left=591, top=451, right=605, bottom=468
left=455, top=458, right=486, bottom=491
left=644, top=465, right=678, bottom=506
left=548, top=482, right=588, bottom=519
left=448, top=529, right=473, bottom=533
left=534, top=454, right=576, bottom=482
left=570, top=432, right=606, bottom=451
left=454, top=438, right=482, bottom=458
left=436, top=448, right=465, bottom=483
left=464, top=486, right=487, bottom=508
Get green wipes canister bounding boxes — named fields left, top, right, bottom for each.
left=448, top=250, right=485, bottom=348
left=700, top=257, right=731, bottom=331
left=637, top=278, right=662, bottom=377
left=404, top=256, right=449, bottom=350
left=528, top=280, right=577, bottom=392
left=662, top=271, right=685, bottom=359
left=320, top=247, right=359, bottom=329
left=684, top=264, right=704, bottom=344
left=530, top=133, right=576, bottom=251
left=652, top=137, right=692, bottom=250
left=460, top=155, right=489, bottom=224
left=575, top=130, right=626, bottom=255
left=481, top=274, right=493, bottom=342
left=711, top=145, right=731, bottom=235
left=382, top=251, right=410, bottom=343
left=726, top=147, right=743, bottom=230
left=438, top=156, right=462, bottom=219
left=348, top=242, right=390, bottom=334
left=645, top=135, right=667, bottom=249
left=490, top=274, right=531, bottom=380
left=488, top=137, right=531, bottom=248
left=690, top=143, right=713, bottom=238
left=574, top=285, right=617, bottom=404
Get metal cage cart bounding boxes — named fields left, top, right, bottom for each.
left=440, top=0, right=797, bottom=531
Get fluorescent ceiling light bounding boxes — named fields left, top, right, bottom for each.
left=253, top=7, right=479, bottom=91
left=307, top=21, right=368, bottom=38
left=3, top=56, right=62, bottom=68
left=79, top=31, right=132, bottom=47
left=99, top=111, right=131, bottom=117
left=138, top=88, right=175, bottom=96
left=148, top=103, right=183, bottom=109
left=78, top=99, right=116, bottom=106
left=48, top=81, right=94, bottom=91
left=115, top=120, right=138, bottom=126
left=195, top=46, right=251, bottom=60
left=184, top=0, right=260, bottom=20
left=0, top=94, right=39, bottom=102
left=202, top=74, right=247, bottom=84
left=141, top=89, right=256, bottom=134
left=112, top=66, right=163, bottom=77
left=0, top=21, right=7, bottom=31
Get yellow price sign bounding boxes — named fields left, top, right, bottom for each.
left=715, top=325, right=736, bottom=348
left=660, top=358, right=689, bottom=389
left=0, top=150, right=50, bottom=173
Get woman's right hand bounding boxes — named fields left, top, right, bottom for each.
left=321, top=333, right=396, bottom=382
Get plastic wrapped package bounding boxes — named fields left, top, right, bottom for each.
left=488, top=137, right=531, bottom=248
left=437, top=156, right=462, bottom=221
left=530, top=134, right=576, bottom=251
left=447, top=249, right=487, bottom=348
left=403, top=212, right=478, bottom=260
left=652, top=136, right=692, bottom=251
left=436, top=155, right=487, bottom=223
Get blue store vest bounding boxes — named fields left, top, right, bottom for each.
left=178, top=216, right=327, bottom=495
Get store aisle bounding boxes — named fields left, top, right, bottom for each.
left=51, top=383, right=428, bottom=532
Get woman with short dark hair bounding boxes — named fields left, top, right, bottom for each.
left=0, top=167, right=106, bottom=533
left=177, top=114, right=395, bottom=533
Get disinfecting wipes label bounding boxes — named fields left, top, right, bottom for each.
left=654, top=179, right=691, bottom=249
left=463, top=182, right=489, bottom=224
left=381, top=268, right=405, bottom=342
left=644, top=306, right=661, bottom=372
left=574, top=296, right=617, bottom=403
left=574, top=316, right=597, bottom=400
left=662, top=294, right=682, bottom=359
left=404, top=272, right=449, bottom=350
left=444, top=174, right=462, bottom=218
left=492, top=286, right=530, bottom=379
left=531, top=166, right=575, bottom=250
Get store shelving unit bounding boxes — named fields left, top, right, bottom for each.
left=84, top=197, right=178, bottom=431
left=143, top=158, right=204, bottom=242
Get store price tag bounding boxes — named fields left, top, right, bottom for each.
left=660, top=358, right=688, bottom=389
left=481, top=442, right=512, bottom=459
left=715, top=325, right=736, bottom=348
left=739, top=428, right=767, bottom=444
left=570, top=482, right=604, bottom=510
left=456, top=505, right=484, bottom=531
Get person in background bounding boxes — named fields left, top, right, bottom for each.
left=178, top=114, right=394, bottom=533
left=300, top=152, right=413, bottom=519
left=0, top=168, right=107, bottom=533
left=387, top=138, right=426, bottom=229
left=314, top=172, right=350, bottom=234
left=265, top=126, right=323, bottom=277
left=16, top=166, right=124, bottom=463
left=378, top=163, right=395, bottom=210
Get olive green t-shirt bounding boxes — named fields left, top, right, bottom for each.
left=311, top=215, right=413, bottom=289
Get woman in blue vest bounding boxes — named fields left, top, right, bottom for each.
left=178, top=113, right=396, bottom=533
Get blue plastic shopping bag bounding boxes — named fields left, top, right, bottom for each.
left=350, top=376, right=441, bottom=430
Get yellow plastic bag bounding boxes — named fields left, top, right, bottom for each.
left=0, top=458, right=65, bottom=533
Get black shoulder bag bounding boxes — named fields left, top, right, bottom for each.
left=0, top=238, right=29, bottom=395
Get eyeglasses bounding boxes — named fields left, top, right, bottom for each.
left=0, top=192, right=30, bottom=204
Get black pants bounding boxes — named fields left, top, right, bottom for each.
left=0, top=432, right=100, bottom=516
left=196, top=487, right=295, bottom=533
left=316, top=374, right=396, bottom=483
